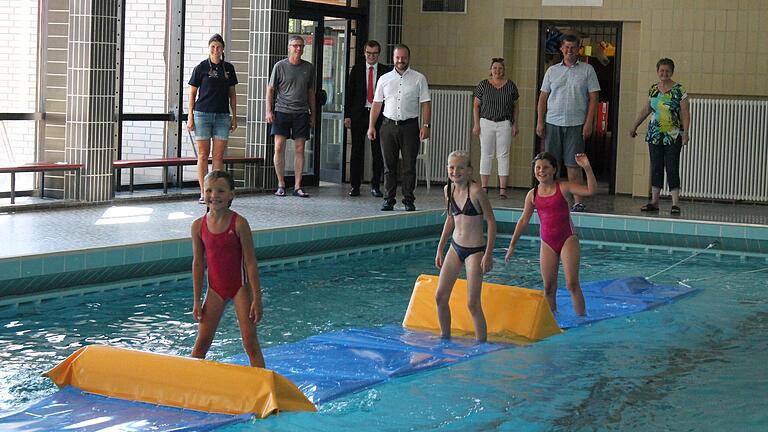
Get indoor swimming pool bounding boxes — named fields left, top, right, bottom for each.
left=1, top=237, right=767, bottom=431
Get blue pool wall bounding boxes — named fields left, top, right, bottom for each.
left=2, top=209, right=768, bottom=301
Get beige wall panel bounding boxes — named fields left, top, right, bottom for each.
left=402, top=0, right=768, bottom=197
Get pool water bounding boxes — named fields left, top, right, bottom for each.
left=1, top=239, right=767, bottom=430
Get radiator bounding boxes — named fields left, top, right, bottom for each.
left=665, top=98, right=768, bottom=202
left=419, top=89, right=473, bottom=183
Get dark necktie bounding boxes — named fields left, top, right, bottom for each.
left=367, top=66, right=374, bottom=103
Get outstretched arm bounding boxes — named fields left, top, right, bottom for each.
left=505, top=189, right=535, bottom=262
left=436, top=185, right=454, bottom=269
left=191, top=219, right=205, bottom=321
left=562, top=153, right=597, bottom=197
left=476, top=184, right=496, bottom=273
left=367, top=101, right=383, bottom=140
left=237, top=216, right=263, bottom=324
left=681, top=97, right=690, bottom=145
left=630, top=100, right=652, bottom=137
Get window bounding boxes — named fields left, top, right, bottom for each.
left=0, top=1, right=38, bottom=193
left=421, top=0, right=466, bottom=13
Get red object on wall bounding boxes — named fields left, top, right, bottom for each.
left=595, top=102, right=608, bottom=137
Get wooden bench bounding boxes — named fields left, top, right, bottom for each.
left=113, top=156, right=264, bottom=193
left=0, top=162, right=83, bottom=204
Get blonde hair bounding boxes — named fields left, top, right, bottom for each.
left=447, top=150, right=470, bottom=166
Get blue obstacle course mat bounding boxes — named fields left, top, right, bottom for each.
left=0, top=276, right=698, bottom=431
left=0, top=386, right=250, bottom=432
left=553, top=276, right=699, bottom=329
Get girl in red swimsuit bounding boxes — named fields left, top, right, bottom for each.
left=190, top=170, right=265, bottom=367
left=435, top=150, right=496, bottom=341
left=505, top=152, right=596, bottom=316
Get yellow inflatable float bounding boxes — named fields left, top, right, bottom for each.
left=44, top=345, right=316, bottom=417
left=403, top=274, right=562, bottom=341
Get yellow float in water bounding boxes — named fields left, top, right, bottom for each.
left=44, top=345, right=316, bottom=417
left=403, top=274, right=562, bottom=341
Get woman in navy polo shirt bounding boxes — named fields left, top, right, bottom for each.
left=187, top=34, right=238, bottom=204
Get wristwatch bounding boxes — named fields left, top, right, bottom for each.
left=422, top=123, right=430, bottom=128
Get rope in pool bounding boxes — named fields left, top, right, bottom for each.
left=646, top=241, right=719, bottom=281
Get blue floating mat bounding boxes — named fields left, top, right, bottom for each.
left=554, top=276, right=699, bottom=329
left=227, top=326, right=509, bottom=404
left=0, top=276, right=698, bottom=431
left=0, top=386, right=250, bottom=432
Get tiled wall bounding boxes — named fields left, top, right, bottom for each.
left=3, top=209, right=768, bottom=301
left=400, top=1, right=768, bottom=196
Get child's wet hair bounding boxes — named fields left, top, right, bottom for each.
left=204, top=170, right=235, bottom=209
left=204, top=169, right=235, bottom=190
left=446, top=150, right=471, bottom=213
left=447, top=150, right=470, bottom=166
left=531, top=152, right=559, bottom=177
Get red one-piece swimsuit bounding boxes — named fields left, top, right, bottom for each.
left=535, top=182, right=576, bottom=254
left=201, top=212, right=244, bottom=299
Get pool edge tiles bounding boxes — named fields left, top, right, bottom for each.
left=0, top=211, right=445, bottom=301
left=495, top=208, right=768, bottom=254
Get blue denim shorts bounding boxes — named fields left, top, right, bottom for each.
left=193, top=111, right=231, bottom=140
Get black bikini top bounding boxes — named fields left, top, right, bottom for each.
left=449, top=188, right=482, bottom=216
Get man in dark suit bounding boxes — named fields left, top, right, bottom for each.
left=344, top=40, right=391, bottom=197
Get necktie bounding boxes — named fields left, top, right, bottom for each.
left=367, top=66, right=374, bottom=103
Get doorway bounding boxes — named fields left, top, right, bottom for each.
left=288, top=2, right=366, bottom=186
left=537, top=21, right=622, bottom=194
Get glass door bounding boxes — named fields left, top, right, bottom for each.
left=288, top=8, right=355, bottom=186
left=318, top=17, right=347, bottom=183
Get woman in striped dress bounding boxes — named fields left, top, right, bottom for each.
left=472, top=58, right=519, bottom=199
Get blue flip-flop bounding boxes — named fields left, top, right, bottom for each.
left=275, top=186, right=286, bottom=197
left=293, top=188, right=310, bottom=198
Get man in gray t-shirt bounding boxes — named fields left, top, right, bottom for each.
left=537, top=34, right=600, bottom=212
left=265, top=35, right=316, bottom=198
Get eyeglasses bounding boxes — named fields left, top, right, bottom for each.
left=289, top=44, right=305, bottom=49
left=491, top=57, right=504, bottom=63
left=364, top=51, right=380, bottom=56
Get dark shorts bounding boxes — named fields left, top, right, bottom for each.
left=544, top=123, right=584, bottom=167
left=271, top=111, right=310, bottom=140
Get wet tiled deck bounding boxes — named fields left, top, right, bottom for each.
left=1, top=183, right=767, bottom=259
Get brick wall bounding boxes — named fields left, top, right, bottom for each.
left=0, top=1, right=37, bottom=191
left=120, top=0, right=222, bottom=183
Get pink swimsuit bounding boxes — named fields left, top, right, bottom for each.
left=201, top=212, right=245, bottom=299
left=534, top=182, right=576, bottom=254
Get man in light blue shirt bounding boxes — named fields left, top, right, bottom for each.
left=537, top=34, right=600, bottom=212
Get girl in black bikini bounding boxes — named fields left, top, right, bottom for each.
left=435, top=150, right=496, bottom=341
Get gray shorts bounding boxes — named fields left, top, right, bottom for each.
left=544, top=123, right=584, bottom=167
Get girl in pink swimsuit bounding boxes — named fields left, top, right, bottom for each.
left=190, top=170, right=265, bottom=367
left=505, top=152, right=596, bottom=316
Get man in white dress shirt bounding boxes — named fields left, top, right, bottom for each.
left=368, top=44, right=431, bottom=211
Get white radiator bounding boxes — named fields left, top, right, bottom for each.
left=666, top=98, right=768, bottom=202
left=419, top=89, right=473, bottom=183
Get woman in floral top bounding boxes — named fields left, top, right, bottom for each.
left=630, top=58, right=690, bottom=214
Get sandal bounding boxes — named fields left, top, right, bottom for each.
left=198, top=197, right=206, bottom=205
left=274, top=186, right=286, bottom=197
left=640, top=203, right=659, bottom=212
left=292, top=188, right=310, bottom=198
left=499, top=188, right=508, bottom=199
left=671, top=205, right=681, bottom=214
